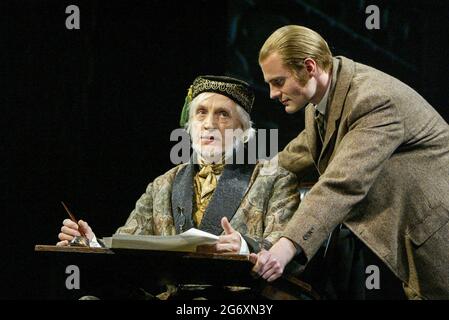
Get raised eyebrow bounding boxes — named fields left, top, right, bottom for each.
left=196, top=105, right=207, bottom=111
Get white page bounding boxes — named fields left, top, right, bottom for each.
left=102, top=228, right=218, bottom=252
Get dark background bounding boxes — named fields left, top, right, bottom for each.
left=2, top=0, right=448, bottom=299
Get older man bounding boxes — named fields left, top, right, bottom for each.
left=57, top=75, right=300, bottom=298
left=251, top=25, right=449, bottom=300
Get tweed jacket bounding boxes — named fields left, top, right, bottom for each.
left=116, top=162, right=299, bottom=252
left=279, top=56, right=449, bottom=299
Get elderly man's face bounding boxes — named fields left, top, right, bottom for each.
left=191, top=93, right=243, bottom=162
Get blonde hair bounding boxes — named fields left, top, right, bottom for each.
left=259, top=25, right=333, bottom=81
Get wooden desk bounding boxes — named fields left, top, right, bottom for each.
left=34, top=245, right=320, bottom=300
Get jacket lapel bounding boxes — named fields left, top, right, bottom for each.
left=305, top=103, right=320, bottom=164
left=318, top=56, right=355, bottom=172
left=199, top=163, right=256, bottom=235
left=171, top=164, right=195, bottom=233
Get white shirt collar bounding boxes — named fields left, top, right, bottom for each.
left=313, top=58, right=340, bottom=116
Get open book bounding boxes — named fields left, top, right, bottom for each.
left=102, top=228, right=219, bottom=252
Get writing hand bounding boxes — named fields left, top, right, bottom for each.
left=57, top=219, right=95, bottom=246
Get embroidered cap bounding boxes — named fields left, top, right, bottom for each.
left=180, top=75, right=255, bottom=127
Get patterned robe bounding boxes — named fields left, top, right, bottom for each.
left=115, top=162, right=299, bottom=252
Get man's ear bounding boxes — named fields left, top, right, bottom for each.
left=303, top=58, right=317, bottom=74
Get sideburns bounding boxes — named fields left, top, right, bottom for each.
left=293, top=67, right=310, bottom=86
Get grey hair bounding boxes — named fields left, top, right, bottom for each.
left=185, top=92, right=256, bottom=143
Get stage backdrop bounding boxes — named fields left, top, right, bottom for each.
left=2, top=0, right=448, bottom=299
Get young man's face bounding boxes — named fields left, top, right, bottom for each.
left=260, top=52, right=318, bottom=114
left=190, top=93, right=243, bottom=161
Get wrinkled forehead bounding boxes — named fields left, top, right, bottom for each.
left=194, top=92, right=236, bottom=110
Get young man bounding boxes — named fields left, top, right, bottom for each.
left=251, top=25, right=449, bottom=299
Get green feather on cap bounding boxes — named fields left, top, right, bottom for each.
left=179, top=85, right=193, bottom=128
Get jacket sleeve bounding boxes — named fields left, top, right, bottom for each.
left=115, top=182, right=155, bottom=235
left=243, top=169, right=300, bottom=253
left=282, top=100, right=404, bottom=261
